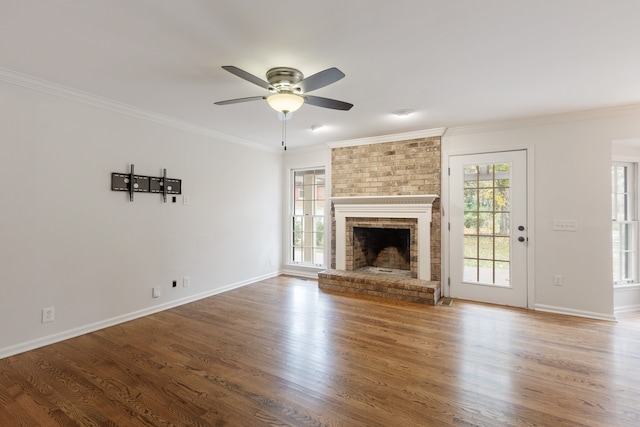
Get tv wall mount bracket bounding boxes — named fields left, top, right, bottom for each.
left=111, top=164, right=182, bottom=202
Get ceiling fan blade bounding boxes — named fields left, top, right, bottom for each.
left=296, top=67, right=345, bottom=93
left=221, top=66, right=271, bottom=90
left=214, top=96, right=265, bottom=105
left=304, top=95, right=353, bottom=111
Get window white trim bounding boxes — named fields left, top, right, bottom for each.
left=612, top=161, right=639, bottom=286
left=286, top=166, right=328, bottom=269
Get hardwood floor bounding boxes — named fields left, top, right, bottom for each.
left=1, top=275, right=639, bottom=426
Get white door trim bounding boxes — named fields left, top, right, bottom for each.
left=441, top=145, right=535, bottom=309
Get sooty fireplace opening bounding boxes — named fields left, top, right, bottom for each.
left=353, top=227, right=410, bottom=271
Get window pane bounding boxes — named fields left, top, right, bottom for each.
left=616, top=195, right=627, bottom=221
left=624, top=223, right=636, bottom=250
left=478, top=236, right=494, bottom=260
left=464, top=212, right=478, bottom=234
left=478, top=261, right=494, bottom=283
left=495, top=188, right=510, bottom=212
left=293, top=232, right=302, bottom=246
left=478, top=213, right=493, bottom=235
left=303, top=185, right=314, bottom=200
left=479, top=189, right=493, bottom=211
left=495, top=213, right=510, bottom=236
left=624, top=251, right=635, bottom=280
left=478, top=179, right=493, bottom=188
left=464, top=189, right=478, bottom=211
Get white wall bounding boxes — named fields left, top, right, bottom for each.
left=0, top=80, right=283, bottom=358
left=443, top=110, right=640, bottom=319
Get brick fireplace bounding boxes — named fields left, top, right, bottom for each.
left=318, top=135, right=442, bottom=305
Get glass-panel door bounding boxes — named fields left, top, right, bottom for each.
left=450, top=150, right=528, bottom=308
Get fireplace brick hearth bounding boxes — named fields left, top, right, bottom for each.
left=318, top=269, right=439, bottom=305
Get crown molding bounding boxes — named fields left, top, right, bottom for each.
left=0, top=67, right=279, bottom=153
left=444, top=104, right=640, bottom=137
left=326, top=127, right=447, bottom=149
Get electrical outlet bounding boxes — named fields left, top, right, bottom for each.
left=553, top=275, right=564, bottom=286
left=172, top=280, right=177, bottom=288
left=183, top=276, right=190, bottom=287
left=42, top=307, right=55, bottom=323
left=152, top=287, right=161, bottom=298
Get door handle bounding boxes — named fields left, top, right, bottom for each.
left=518, top=225, right=525, bottom=231
left=518, top=236, right=525, bottom=242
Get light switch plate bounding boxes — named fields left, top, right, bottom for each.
left=553, top=220, right=577, bottom=232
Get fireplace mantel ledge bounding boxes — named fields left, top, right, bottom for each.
left=331, top=195, right=439, bottom=205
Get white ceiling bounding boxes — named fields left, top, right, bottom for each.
left=2, top=0, right=640, bottom=150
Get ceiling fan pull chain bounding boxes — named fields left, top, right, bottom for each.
left=282, top=110, right=287, bottom=151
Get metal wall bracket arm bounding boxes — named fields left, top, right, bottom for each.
left=128, top=164, right=135, bottom=202
left=162, top=168, right=167, bottom=203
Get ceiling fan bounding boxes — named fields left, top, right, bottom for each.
left=214, top=66, right=353, bottom=114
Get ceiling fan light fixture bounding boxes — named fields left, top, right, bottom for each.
left=266, top=93, right=305, bottom=113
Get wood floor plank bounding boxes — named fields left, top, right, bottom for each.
left=1, top=275, right=639, bottom=426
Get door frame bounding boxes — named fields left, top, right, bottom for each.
left=441, top=144, right=535, bottom=309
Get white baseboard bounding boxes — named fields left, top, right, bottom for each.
left=280, top=264, right=322, bottom=280
left=614, top=303, right=640, bottom=314
left=0, top=271, right=280, bottom=360
left=534, top=304, right=617, bottom=321
left=614, top=284, right=640, bottom=314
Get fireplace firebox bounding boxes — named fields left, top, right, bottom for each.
left=353, top=227, right=411, bottom=271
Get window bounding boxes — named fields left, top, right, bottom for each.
left=291, top=168, right=325, bottom=266
left=612, top=162, right=638, bottom=284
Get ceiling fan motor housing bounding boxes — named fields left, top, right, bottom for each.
left=266, top=67, right=303, bottom=92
